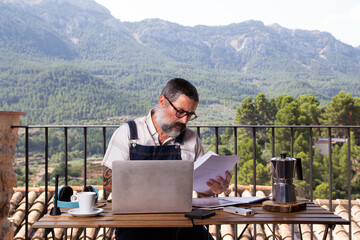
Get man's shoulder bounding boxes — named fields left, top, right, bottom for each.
left=114, top=116, right=146, bottom=132
left=184, top=127, right=196, bottom=134
left=118, top=115, right=147, bottom=128
left=183, top=127, right=200, bottom=141
left=133, top=115, right=148, bottom=124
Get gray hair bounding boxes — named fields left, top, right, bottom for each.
left=161, top=78, right=199, bottom=102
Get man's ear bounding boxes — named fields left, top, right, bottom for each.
left=158, top=95, right=167, bottom=108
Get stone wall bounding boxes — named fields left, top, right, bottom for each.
left=0, top=111, right=24, bottom=240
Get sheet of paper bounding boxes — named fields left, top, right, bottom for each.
left=192, top=196, right=269, bottom=208
left=193, top=151, right=241, bottom=192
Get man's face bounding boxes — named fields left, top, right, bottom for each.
left=155, top=94, right=198, bottom=137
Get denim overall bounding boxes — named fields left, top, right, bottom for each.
left=115, top=121, right=213, bottom=240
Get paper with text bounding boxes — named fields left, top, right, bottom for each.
left=192, top=196, right=269, bottom=208
left=193, top=151, right=241, bottom=192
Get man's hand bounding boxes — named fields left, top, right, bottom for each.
left=205, top=171, right=232, bottom=195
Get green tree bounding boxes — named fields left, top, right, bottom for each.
left=237, top=137, right=265, bottom=165
left=236, top=159, right=270, bottom=185
left=314, top=183, right=331, bottom=199
left=235, top=137, right=271, bottom=185
left=254, top=93, right=272, bottom=125
left=50, top=162, right=67, bottom=178
left=273, top=99, right=311, bottom=155
left=321, top=91, right=360, bottom=138
left=235, top=97, right=258, bottom=125
left=297, top=94, right=322, bottom=125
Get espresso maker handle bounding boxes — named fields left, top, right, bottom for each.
left=295, top=158, right=303, bottom=180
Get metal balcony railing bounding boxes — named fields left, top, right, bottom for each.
left=11, top=124, right=359, bottom=240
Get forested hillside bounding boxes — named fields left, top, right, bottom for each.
left=1, top=0, right=360, bottom=124
left=0, top=66, right=153, bottom=123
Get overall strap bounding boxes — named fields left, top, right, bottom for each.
left=128, top=120, right=184, bottom=143
left=127, top=120, right=138, bottom=140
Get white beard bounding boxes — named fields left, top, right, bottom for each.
left=154, top=107, right=186, bottom=138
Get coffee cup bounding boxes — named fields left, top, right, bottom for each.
left=71, top=192, right=96, bottom=213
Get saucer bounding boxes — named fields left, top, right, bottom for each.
left=68, top=208, right=104, bottom=217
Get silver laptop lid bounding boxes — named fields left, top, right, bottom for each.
left=112, top=160, right=194, bottom=214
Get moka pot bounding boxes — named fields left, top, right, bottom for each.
left=271, top=153, right=303, bottom=203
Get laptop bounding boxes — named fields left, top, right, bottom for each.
left=112, top=160, right=194, bottom=214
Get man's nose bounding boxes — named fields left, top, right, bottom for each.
left=179, top=115, right=190, bottom=124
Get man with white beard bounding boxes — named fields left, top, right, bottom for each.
left=102, top=78, right=231, bottom=240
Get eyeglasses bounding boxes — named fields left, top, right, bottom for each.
left=165, top=96, right=197, bottom=121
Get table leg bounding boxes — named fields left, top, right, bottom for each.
left=322, top=224, right=335, bottom=240
left=43, top=228, right=50, bottom=240
left=323, top=226, right=329, bottom=240
left=174, top=227, right=180, bottom=240
left=45, top=228, right=55, bottom=240
left=265, top=224, right=280, bottom=240
left=237, top=224, right=249, bottom=240
left=50, top=228, right=56, bottom=240
left=298, top=224, right=303, bottom=240
left=205, top=225, right=209, bottom=240
left=216, top=225, right=221, bottom=239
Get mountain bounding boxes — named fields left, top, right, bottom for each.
left=1, top=0, right=360, bottom=124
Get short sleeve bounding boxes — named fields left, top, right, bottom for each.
left=101, top=124, right=131, bottom=169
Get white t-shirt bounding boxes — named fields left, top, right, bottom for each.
left=101, top=110, right=204, bottom=169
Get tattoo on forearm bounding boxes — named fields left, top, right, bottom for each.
left=103, top=167, right=112, bottom=188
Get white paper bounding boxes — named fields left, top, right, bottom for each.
left=192, top=196, right=269, bottom=208
left=193, top=151, right=241, bottom=192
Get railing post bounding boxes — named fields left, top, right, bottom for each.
left=347, top=127, right=352, bottom=240
left=81, top=127, right=88, bottom=239
left=64, top=127, right=68, bottom=185
left=290, top=127, right=294, bottom=157
left=252, top=127, right=257, bottom=238
left=252, top=127, right=257, bottom=194
left=309, top=127, right=314, bottom=240
left=290, top=127, right=295, bottom=239
left=328, top=128, right=332, bottom=209
left=233, top=127, right=238, bottom=196
left=271, top=126, right=276, bottom=240
left=309, top=127, right=313, bottom=201
left=271, top=127, right=275, bottom=157
left=25, top=126, right=29, bottom=240
left=233, top=127, right=238, bottom=240
left=328, top=127, right=333, bottom=240
left=102, top=127, right=107, bottom=240
left=215, top=127, right=219, bottom=154
left=84, top=127, right=87, bottom=187
left=102, top=127, right=107, bottom=200
left=214, top=127, right=220, bottom=240
left=45, top=127, right=49, bottom=215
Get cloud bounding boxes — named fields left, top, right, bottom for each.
left=321, top=3, right=360, bottom=46
left=324, top=3, right=360, bottom=25
left=349, top=3, right=360, bottom=24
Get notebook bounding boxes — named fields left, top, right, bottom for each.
left=112, top=160, right=194, bottom=214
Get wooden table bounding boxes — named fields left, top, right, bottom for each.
left=194, top=202, right=349, bottom=240
left=33, top=201, right=349, bottom=240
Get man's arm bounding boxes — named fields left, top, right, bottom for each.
left=103, top=166, right=112, bottom=192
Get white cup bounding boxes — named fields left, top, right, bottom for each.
left=71, top=192, right=96, bottom=213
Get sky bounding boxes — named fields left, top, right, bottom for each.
left=94, top=0, right=360, bottom=47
